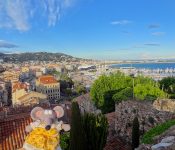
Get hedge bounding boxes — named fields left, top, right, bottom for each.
left=141, top=119, right=175, bottom=144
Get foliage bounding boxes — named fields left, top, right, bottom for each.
left=60, top=132, right=70, bottom=150
left=159, top=77, right=175, bottom=98
left=112, top=87, right=133, bottom=103
left=69, top=102, right=86, bottom=150
left=90, top=72, right=166, bottom=113
left=60, top=73, right=72, bottom=82
left=90, top=72, right=132, bottom=113
left=82, top=113, right=108, bottom=150
left=59, top=73, right=74, bottom=97
left=51, top=70, right=61, bottom=76
left=134, top=75, right=155, bottom=85
left=103, top=90, right=118, bottom=113
left=63, top=88, right=72, bottom=97
left=148, top=116, right=155, bottom=125
left=134, top=83, right=166, bottom=101
left=60, top=74, right=74, bottom=88
left=75, top=84, right=86, bottom=95
left=132, top=117, right=140, bottom=149
left=141, top=119, right=175, bottom=144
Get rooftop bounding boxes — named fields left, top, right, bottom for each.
left=12, top=82, right=28, bottom=93
left=38, top=75, right=58, bottom=84
left=0, top=114, right=32, bottom=150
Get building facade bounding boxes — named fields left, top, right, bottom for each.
left=36, top=75, right=60, bottom=101
left=0, top=81, right=8, bottom=106
left=12, top=82, right=28, bottom=105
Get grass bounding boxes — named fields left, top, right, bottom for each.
left=141, top=119, right=175, bottom=144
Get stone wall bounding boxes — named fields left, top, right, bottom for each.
left=153, top=99, right=175, bottom=113
left=115, top=100, right=175, bottom=143
left=75, top=93, right=101, bottom=115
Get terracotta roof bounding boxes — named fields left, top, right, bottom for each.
left=12, top=82, right=28, bottom=93
left=0, top=114, right=32, bottom=150
left=104, top=137, right=131, bottom=150
left=38, top=75, right=58, bottom=84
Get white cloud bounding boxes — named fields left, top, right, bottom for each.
left=151, top=32, right=165, bottom=36
left=144, top=43, right=160, bottom=46
left=0, top=40, right=18, bottom=48
left=43, top=0, right=61, bottom=26
left=111, top=20, right=132, bottom=25
left=0, top=0, right=75, bottom=31
left=6, top=0, right=30, bottom=31
left=148, top=24, right=160, bottom=29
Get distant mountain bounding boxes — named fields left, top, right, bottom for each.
left=0, top=52, right=83, bottom=62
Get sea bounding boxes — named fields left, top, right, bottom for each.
left=110, top=63, right=175, bottom=70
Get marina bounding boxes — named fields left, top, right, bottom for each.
left=109, top=63, right=175, bottom=80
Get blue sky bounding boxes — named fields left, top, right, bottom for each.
left=0, top=0, right=175, bottom=60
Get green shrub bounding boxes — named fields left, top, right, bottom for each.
left=60, top=132, right=70, bottom=150
left=82, top=113, right=108, bottom=150
left=132, top=117, right=140, bottom=149
left=159, top=77, right=175, bottom=94
left=142, top=119, right=175, bottom=144
left=90, top=72, right=167, bottom=113
left=90, top=72, right=132, bottom=113
left=69, top=102, right=86, bottom=150
left=148, top=116, right=155, bottom=125
left=112, top=87, right=133, bottom=103
left=134, top=84, right=166, bottom=101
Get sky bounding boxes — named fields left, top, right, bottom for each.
left=0, top=0, right=175, bottom=60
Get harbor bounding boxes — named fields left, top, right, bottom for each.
left=109, top=63, right=175, bottom=80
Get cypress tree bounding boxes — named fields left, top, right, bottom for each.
left=132, top=116, right=140, bottom=150
left=82, top=113, right=108, bottom=150
left=69, top=102, right=86, bottom=150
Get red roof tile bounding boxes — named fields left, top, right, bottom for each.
left=12, top=82, right=28, bottom=93
left=38, top=75, right=58, bottom=84
left=104, top=137, right=131, bottom=150
left=0, top=114, right=32, bottom=150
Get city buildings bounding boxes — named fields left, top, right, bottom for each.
left=0, top=81, right=8, bottom=106
left=12, top=82, right=29, bottom=105
left=17, top=91, right=47, bottom=106
left=36, top=75, right=60, bottom=101
left=2, top=71, right=20, bottom=82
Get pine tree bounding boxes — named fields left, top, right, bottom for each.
left=132, top=116, right=140, bottom=150
left=82, top=113, right=108, bottom=150
left=69, top=102, right=86, bottom=150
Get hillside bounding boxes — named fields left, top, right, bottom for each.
left=0, top=52, right=83, bottom=62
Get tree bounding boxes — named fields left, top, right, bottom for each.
left=75, top=84, right=86, bottom=95
left=69, top=102, right=86, bottom=150
left=159, top=77, right=175, bottom=98
left=134, top=83, right=166, bottom=101
left=132, top=117, right=140, bottom=150
left=60, top=74, right=74, bottom=89
left=112, top=87, right=133, bottom=103
left=59, top=73, right=74, bottom=96
left=90, top=72, right=132, bottom=113
left=90, top=72, right=166, bottom=113
left=82, top=113, right=108, bottom=150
